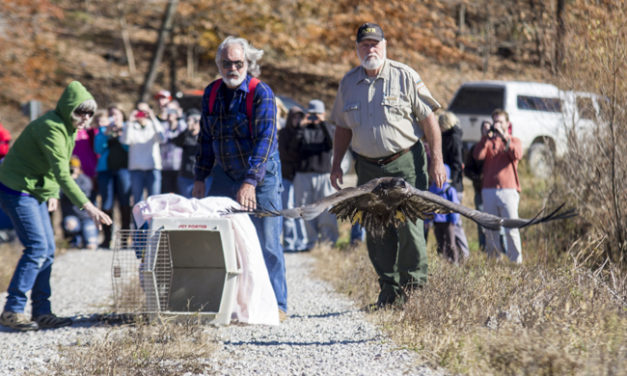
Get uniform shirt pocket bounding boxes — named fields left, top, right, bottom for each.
left=343, top=102, right=361, bottom=129
left=382, top=96, right=410, bottom=123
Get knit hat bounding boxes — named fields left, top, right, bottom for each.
left=438, top=111, right=459, bottom=132
left=70, top=156, right=81, bottom=169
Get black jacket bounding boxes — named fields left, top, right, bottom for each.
left=171, top=129, right=200, bottom=179
left=441, top=125, right=464, bottom=192
left=278, top=126, right=301, bottom=181
left=293, top=121, right=333, bottom=174
left=464, top=142, right=484, bottom=193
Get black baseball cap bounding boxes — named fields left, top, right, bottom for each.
left=356, top=23, right=384, bottom=43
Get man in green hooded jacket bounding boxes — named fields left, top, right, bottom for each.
left=0, top=81, right=112, bottom=331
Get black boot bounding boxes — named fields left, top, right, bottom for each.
left=120, top=206, right=132, bottom=248
left=99, top=209, right=113, bottom=249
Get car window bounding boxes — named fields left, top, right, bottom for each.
left=517, top=95, right=562, bottom=112
left=448, top=87, right=505, bottom=114
left=576, top=97, right=595, bottom=120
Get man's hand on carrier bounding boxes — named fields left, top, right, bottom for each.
left=237, top=183, right=257, bottom=211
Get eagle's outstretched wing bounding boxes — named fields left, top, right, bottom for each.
left=222, top=177, right=576, bottom=237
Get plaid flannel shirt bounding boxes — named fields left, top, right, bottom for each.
left=195, top=75, right=277, bottom=186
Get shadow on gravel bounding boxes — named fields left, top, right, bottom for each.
left=0, top=313, right=134, bottom=332
left=288, top=309, right=354, bottom=319
left=69, top=313, right=140, bottom=328
left=224, top=338, right=377, bottom=347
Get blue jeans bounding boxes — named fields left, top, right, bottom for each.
left=62, top=215, right=98, bottom=248
left=350, top=223, right=366, bottom=245
left=281, top=178, right=308, bottom=252
left=98, top=168, right=131, bottom=210
left=130, top=169, right=161, bottom=206
left=0, top=190, right=55, bottom=316
left=208, top=156, right=287, bottom=312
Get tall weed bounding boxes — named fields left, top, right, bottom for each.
left=551, top=0, right=627, bottom=267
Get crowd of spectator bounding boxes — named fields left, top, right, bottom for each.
left=0, top=26, right=525, bottom=331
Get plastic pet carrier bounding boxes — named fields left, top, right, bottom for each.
left=111, top=217, right=240, bottom=325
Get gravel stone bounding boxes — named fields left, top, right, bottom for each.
left=0, top=249, right=445, bottom=376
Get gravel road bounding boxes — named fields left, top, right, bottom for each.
left=0, top=249, right=443, bottom=376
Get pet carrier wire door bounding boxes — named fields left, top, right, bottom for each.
left=112, top=217, right=240, bottom=325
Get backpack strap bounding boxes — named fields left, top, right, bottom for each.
left=246, top=77, right=260, bottom=134
left=207, top=78, right=222, bottom=116
left=207, top=77, right=260, bottom=135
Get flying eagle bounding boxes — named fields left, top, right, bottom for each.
left=224, top=177, right=576, bottom=237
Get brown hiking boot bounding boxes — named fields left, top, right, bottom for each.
left=32, top=313, right=73, bottom=329
left=0, top=311, right=39, bottom=331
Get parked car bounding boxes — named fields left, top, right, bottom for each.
left=447, top=80, right=603, bottom=177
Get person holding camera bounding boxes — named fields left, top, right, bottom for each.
left=94, top=106, right=132, bottom=248
left=278, top=106, right=309, bottom=252
left=472, top=109, right=523, bottom=263
left=292, top=99, right=338, bottom=249
left=121, top=102, right=166, bottom=206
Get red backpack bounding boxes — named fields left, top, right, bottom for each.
left=207, top=77, right=260, bottom=134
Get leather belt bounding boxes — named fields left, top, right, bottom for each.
left=356, top=148, right=411, bottom=166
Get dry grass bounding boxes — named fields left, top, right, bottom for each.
left=0, top=242, right=21, bottom=292
left=52, top=316, right=218, bottom=375
left=312, top=168, right=627, bottom=375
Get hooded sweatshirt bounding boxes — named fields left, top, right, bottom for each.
left=427, top=164, right=461, bottom=224
left=0, top=81, right=93, bottom=208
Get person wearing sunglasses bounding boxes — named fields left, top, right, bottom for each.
left=0, top=81, right=112, bottom=331
left=192, top=36, right=287, bottom=321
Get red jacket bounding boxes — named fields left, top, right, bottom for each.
left=0, top=123, right=11, bottom=159
left=473, top=135, right=522, bottom=192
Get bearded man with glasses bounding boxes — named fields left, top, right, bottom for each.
left=330, top=23, right=446, bottom=309
left=192, top=36, right=287, bottom=320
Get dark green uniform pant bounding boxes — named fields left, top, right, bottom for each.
left=354, top=141, right=429, bottom=303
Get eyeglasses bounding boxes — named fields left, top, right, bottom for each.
left=74, top=110, right=94, bottom=118
left=222, top=59, right=245, bottom=69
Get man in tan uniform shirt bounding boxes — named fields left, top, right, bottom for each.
left=330, top=23, right=446, bottom=308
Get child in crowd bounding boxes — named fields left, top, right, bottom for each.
left=426, top=164, right=461, bottom=264
left=60, top=156, right=99, bottom=249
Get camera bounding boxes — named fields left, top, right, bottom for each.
left=307, top=114, right=318, bottom=121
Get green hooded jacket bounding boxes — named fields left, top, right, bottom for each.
left=0, top=81, right=93, bottom=208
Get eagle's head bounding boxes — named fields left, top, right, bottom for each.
left=372, top=177, right=409, bottom=196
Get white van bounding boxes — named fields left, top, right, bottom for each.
left=447, top=80, right=602, bottom=176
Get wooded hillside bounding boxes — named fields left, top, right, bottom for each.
left=0, top=0, right=617, bottom=132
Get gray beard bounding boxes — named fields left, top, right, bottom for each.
left=223, top=73, right=245, bottom=88
left=361, top=55, right=384, bottom=71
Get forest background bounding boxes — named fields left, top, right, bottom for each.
left=0, top=0, right=583, bottom=130
left=0, top=1, right=625, bottom=374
